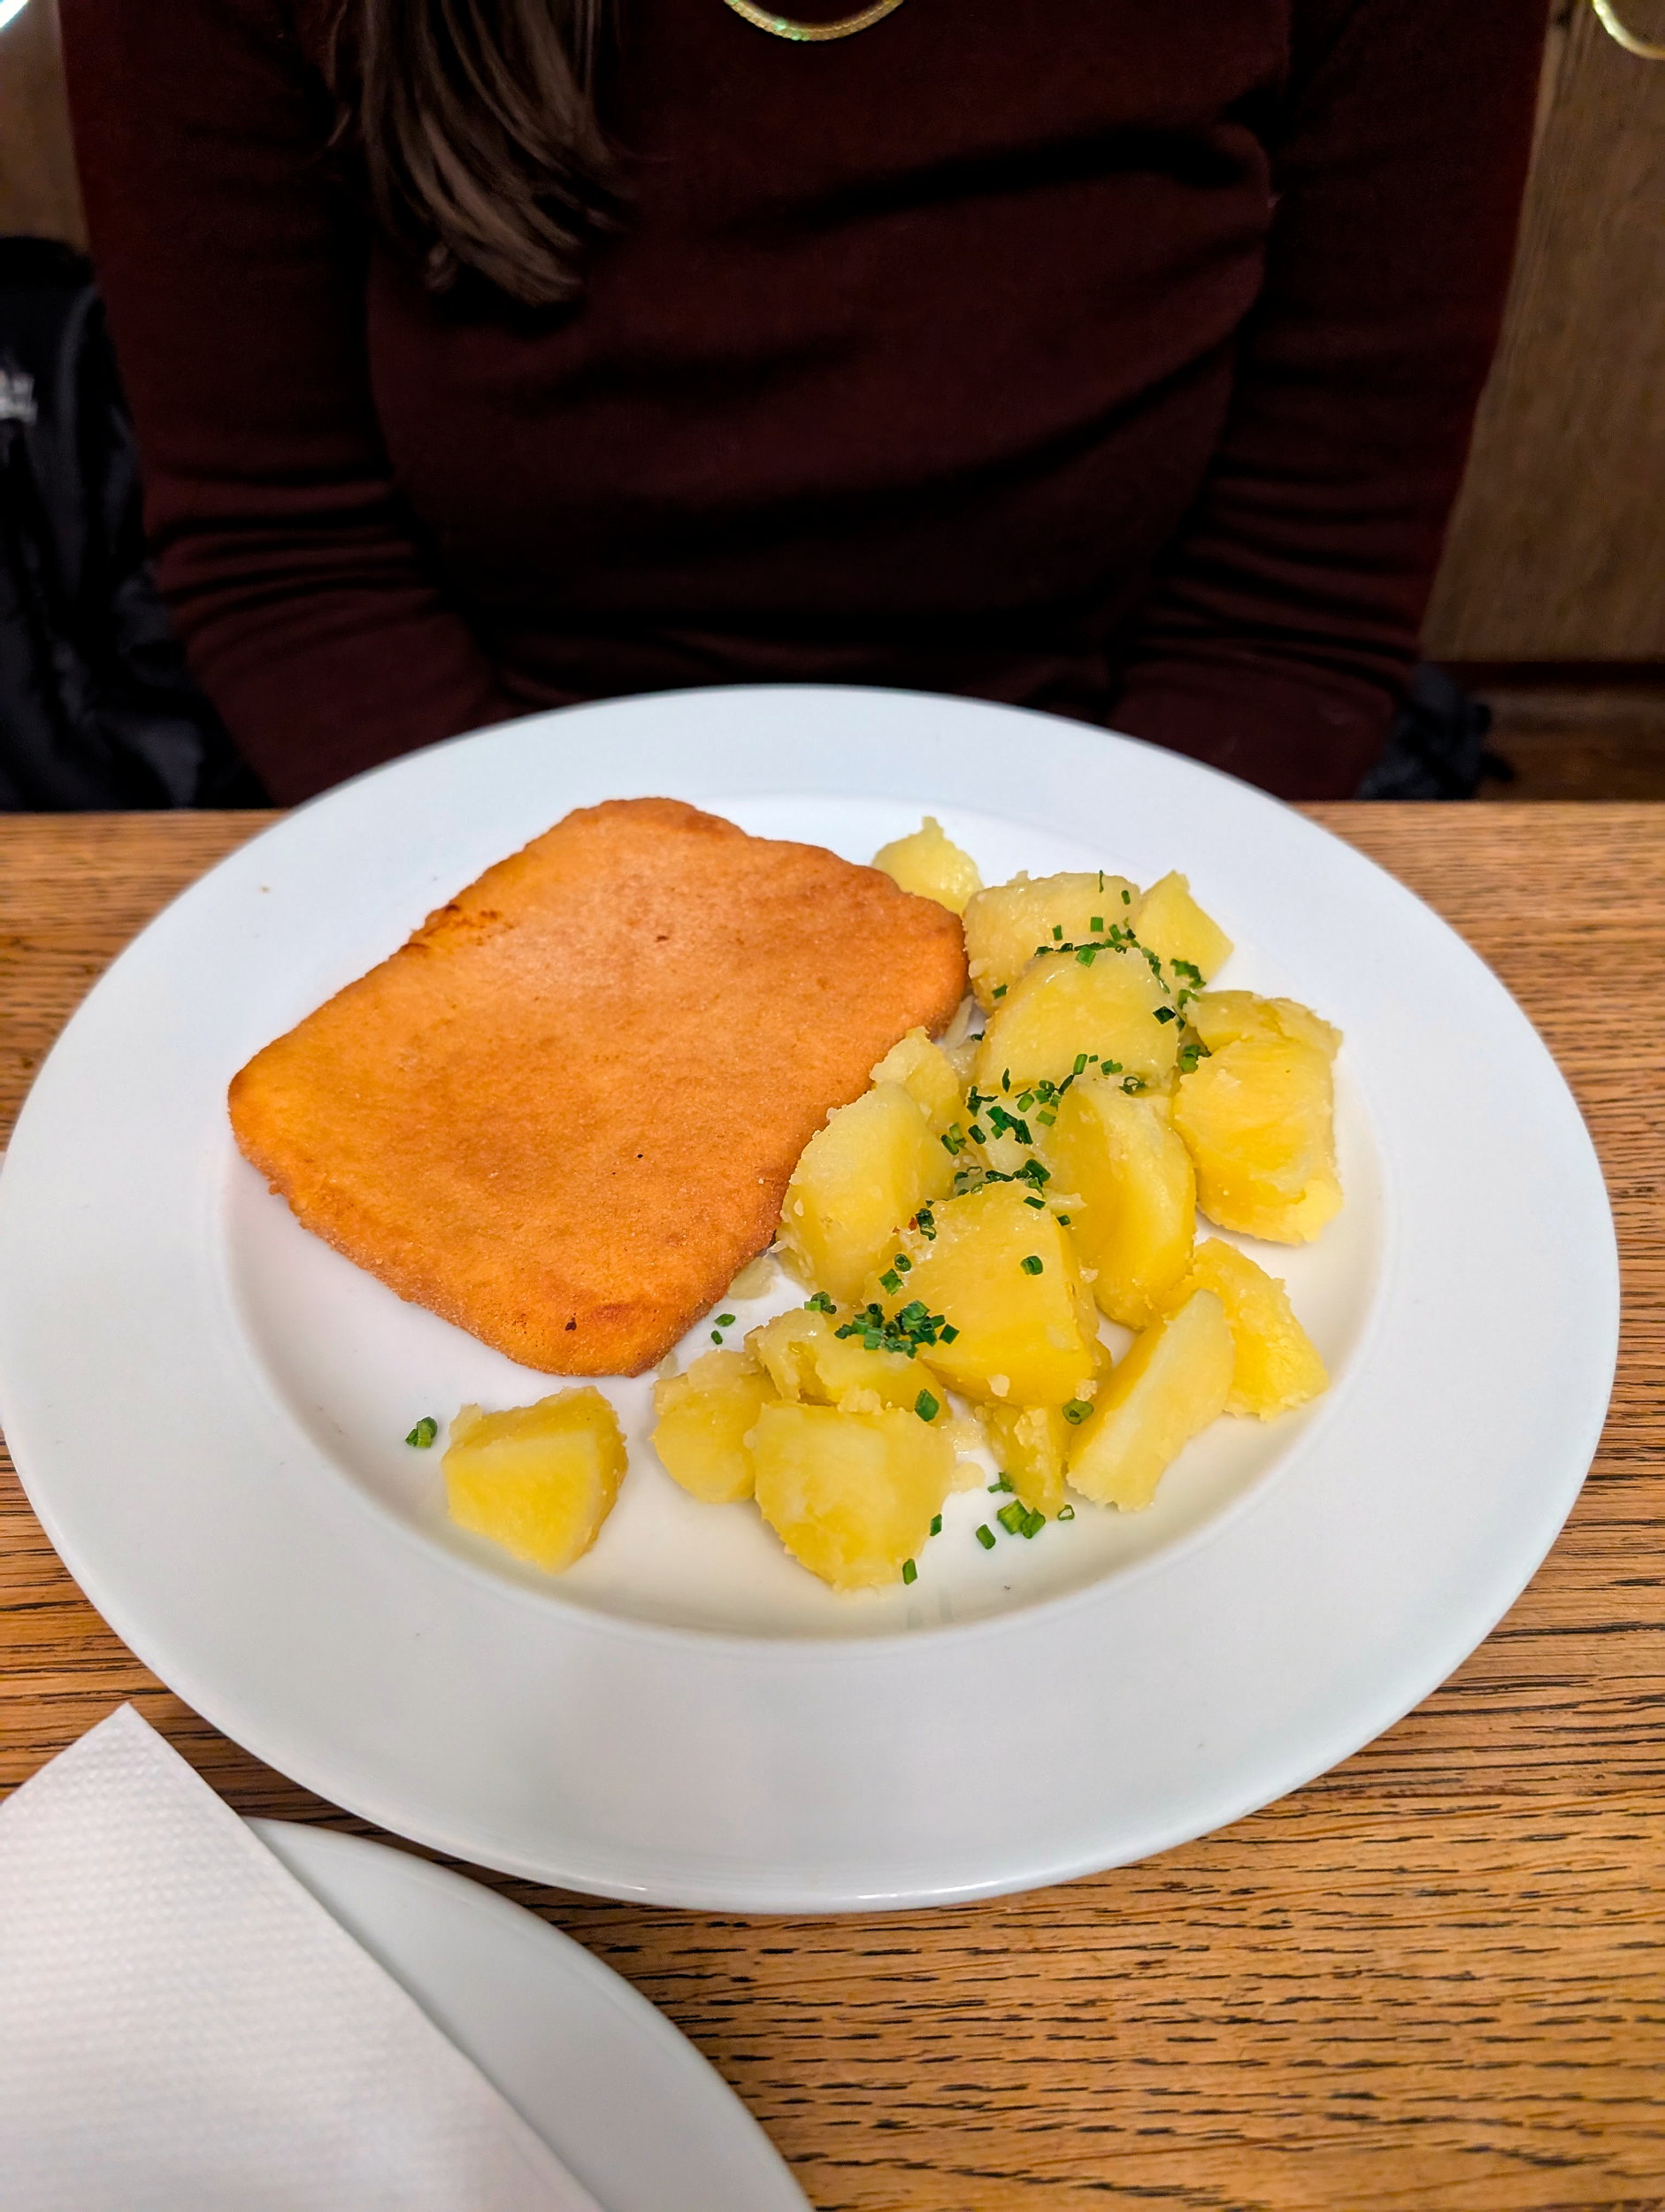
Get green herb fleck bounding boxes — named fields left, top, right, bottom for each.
left=993, top=984, right=1008, bottom=1000
left=1020, top=1507, right=1046, bottom=1540
left=879, top=1270, right=902, bottom=1294
left=940, top=1323, right=960, bottom=1344
left=1121, top=887, right=1132, bottom=904
left=989, top=1474, right=1015, bottom=1494
left=405, top=1417, right=439, bottom=1449
left=940, top=1125, right=967, bottom=1156
left=1063, top=1399, right=1092, bottom=1425
left=1052, top=924, right=1063, bottom=941
left=805, top=1290, right=837, bottom=1314
left=1036, top=1109, right=1056, bottom=1126
left=1154, top=1005, right=1179, bottom=1025
left=913, top=1205, right=938, bottom=1240
left=1058, top=1503, right=1077, bottom=1521
left=1176, top=1038, right=1211, bottom=1076
left=997, top=1501, right=1027, bottom=1536
left=1058, top=1213, right=1071, bottom=1225
left=975, top=1524, right=996, bottom=1550
left=1090, top=916, right=1104, bottom=933
left=1020, top=1254, right=1044, bottom=1275
left=930, top=1514, right=943, bottom=1537
left=902, top=1557, right=917, bottom=1586
left=836, top=1297, right=953, bottom=1360
left=1024, top=1194, right=1046, bottom=1209
left=716, top=1314, right=736, bottom=1327
left=915, top=1389, right=940, bottom=1423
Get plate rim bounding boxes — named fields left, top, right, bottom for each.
left=246, top=1816, right=808, bottom=2208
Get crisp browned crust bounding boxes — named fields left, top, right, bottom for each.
left=229, top=798, right=967, bottom=1375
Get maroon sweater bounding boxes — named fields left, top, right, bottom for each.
left=63, top=0, right=1545, bottom=803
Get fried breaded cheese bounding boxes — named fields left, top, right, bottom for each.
left=229, top=798, right=968, bottom=1376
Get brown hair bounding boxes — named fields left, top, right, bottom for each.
left=328, top=0, right=618, bottom=308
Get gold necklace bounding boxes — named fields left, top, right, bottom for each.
left=722, top=0, right=908, bottom=41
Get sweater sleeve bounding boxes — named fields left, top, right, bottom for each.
left=59, top=0, right=516, bottom=803
left=1109, top=0, right=1548, bottom=801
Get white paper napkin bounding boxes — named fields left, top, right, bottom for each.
left=0, top=1705, right=605, bottom=2211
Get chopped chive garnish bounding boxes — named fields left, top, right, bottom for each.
left=940, top=1323, right=960, bottom=1343
left=930, top=1513, right=942, bottom=1537
left=894, top=1253, right=913, bottom=1273
left=1024, top=1194, right=1046, bottom=1209
left=915, top=1389, right=940, bottom=1423
left=993, top=984, right=1007, bottom=1000
left=902, top=1557, right=917, bottom=1586
left=1073, top=1054, right=1088, bottom=1076
left=1058, top=1213, right=1071, bottom=1225
left=806, top=1290, right=836, bottom=1314
left=1051, top=924, right=1063, bottom=941
left=967, top=1125, right=986, bottom=1146
left=1058, top=1503, right=1077, bottom=1521
left=1090, top=916, right=1103, bottom=933
left=989, top=1474, right=1015, bottom=1493
left=1036, top=1110, right=1056, bottom=1126
left=1020, top=1255, right=1044, bottom=1275
left=1020, top=1507, right=1045, bottom=1539
left=997, top=1501, right=1026, bottom=1536
left=1121, top=887, right=1132, bottom=904
left=1075, top=945, right=1097, bottom=967
left=711, top=1330, right=724, bottom=1342
left=1063, top=1399, right=1092, bottom=1425
left=879, top=1270, right=902, bottom=1294
left=405, top=1417, right=439, bottom=1449
left=1154, top=1005, right=1178, bottom=1024
left=716, top=1314, right=736, bottom=1326
left=975, top=1524, right=996, bottom=1550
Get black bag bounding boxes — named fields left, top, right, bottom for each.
left=1356, top=662, right=1514, bottom=800
left=0, top=237, right=265, bottom=810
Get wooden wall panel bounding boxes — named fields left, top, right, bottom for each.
left=0, top=0, right=85, bottom=247
left=1424, top=3, right=1665, bottom=662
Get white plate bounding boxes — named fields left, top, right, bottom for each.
left=0, top=687, right=1618, bottom=1908
left=249, top=1818, right=807, bottom=2211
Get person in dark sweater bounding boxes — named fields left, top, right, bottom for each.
left=59, top=0, right=1546, bottom=804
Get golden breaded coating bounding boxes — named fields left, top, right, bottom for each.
left=229, top=798, right=967, bottom=1376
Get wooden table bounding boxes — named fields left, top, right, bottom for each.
left=3, top=805, right=1662, bottom=2211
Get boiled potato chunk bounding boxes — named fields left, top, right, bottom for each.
left=871, top=817, right=983, bottom=915
left=748, top=1305, right=945, bottom=1419
left=779, top=1081, right=953, bottom=1302
left=651, top=1349, right=777, bottom=1504
left=1044, top=1080, right=1196, bottom=1327
left=870, top=1181, right=1101, bottom=1408
left=1188, top=991, right=1341, bottom=1061
left=750, top=1402, right=955, bottom=1590
left=1164, top=1240, right=1327, bottom=1418
left=962, top=870, right=1139, bottom=1010
left=444, top=1388, right=626, bottom=1572
left=1171, top=1035, right=1341, bottom=1243
left=981, top=1401, right=1069, bottom=1517
left=870, top=1026, right=963, bottom=1138
left=975, top=943, right=1178, bottom=1095
left=1132, top=872, right=1232, bottom=984
left=1066, top=1290, right=1233, bottom=1511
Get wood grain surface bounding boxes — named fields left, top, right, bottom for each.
left=2, top=805, right=1662, bottom=2212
